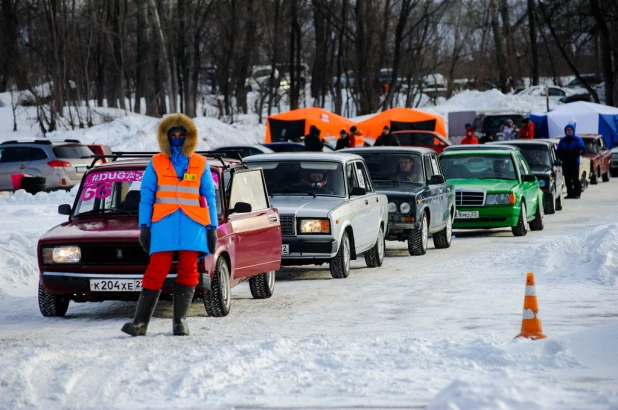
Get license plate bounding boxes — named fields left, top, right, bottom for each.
left=90, top=279, right=142, bottom=292
left=282, top=244, right=289, bottom=255
left=456, top=210, right=479, bottom=219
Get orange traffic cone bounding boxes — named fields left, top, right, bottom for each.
left=515, top=272, right=547, bottom=340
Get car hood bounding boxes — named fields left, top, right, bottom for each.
left=270, top=195, right=347, bottom=217
left=447, top=178, right=519, bottom=192
left=373, top=181, right=424, bottom=199
left=40, top=217, right=139, bottom=243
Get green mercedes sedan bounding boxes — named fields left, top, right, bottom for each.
left=439, top=149, right=544, bottom=236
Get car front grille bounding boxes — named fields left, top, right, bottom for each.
left=455, top=189, right=486, bottom=207
left=279, top=215, right=296, bottom=236
left=79, top=243, right=149, bottom=265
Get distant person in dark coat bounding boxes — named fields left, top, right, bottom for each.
left=374, top=125, right=400, bottom=146
left=557, top=124, right=585, bottom=199
left=304, top=125, right=323, bottom=152
left=335, top=129, right=350, bottom=151
left=479, top=132, right=494, bottom=144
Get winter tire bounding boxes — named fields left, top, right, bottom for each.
left=512, top=202, right=528, bottom=237
left=529, top=202, right=544, bottom=231
left=433, top=211, right=452, bottom=249
left=581, top=173, right=587, bottom=192
left=555, top=187, right=563, bottom=211
left=249, top=270, right=275, bottom=299
left=591, top=167, right=599, bottom=184
left=602, top=170, right=610, bottom=182
left=203, top=256, right=231, bottom=317
left=544, top=187, right=556, bottom=214
left=408, top=212, right=428, bottom=256
left=38, top=283, right=69, bottom=317
left=365, top=225, right=385, bottom=268
left=330, top=232, right=351, bottom=279
left=21, top=176, right=46, bottom=194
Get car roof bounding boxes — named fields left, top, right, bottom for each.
left=244, top=152, right=361, bottom=163
left=443, top=144, right=520, bottom=152
left=0, top=139, right=85, bottom=146
left=263, top=142, right=304, bottom=146
left=91, top=155, right=241, bottom=171
left=214, top=144, right=272, bottom=150
left=441, top=149, right=513, bottom=157
left=341, top=146, right=437, bottom=155
left=488, top=140, right=553, bottom=147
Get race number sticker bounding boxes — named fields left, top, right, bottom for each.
left=211, top=171, right=220, bottom=186
left=80, top=171, right=144, bottom=201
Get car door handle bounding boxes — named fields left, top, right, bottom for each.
left=375, top=197, right=379, bottom=203
left=365, top=199, right=369, bottom=205
left=19, top=165, right=25, bottom=169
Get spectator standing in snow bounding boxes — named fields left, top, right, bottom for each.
left=335, top=129, right=350, bottom=150
left=557, top=124, right=585, bottom=199
left=501, top=119, right=517, bottom=141
left=461, top=123, right=478, bottom=144
left=374, top=125, right=400, bottom=146
left=122, top=113, right=218, bottom=337
left=304, top=125, right=324, bottom=151
left=519, top=118, right=535, bottom=139
left=479, top=132, right=494, bottom=144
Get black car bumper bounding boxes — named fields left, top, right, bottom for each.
left=280, top=236, right=338, bottom=265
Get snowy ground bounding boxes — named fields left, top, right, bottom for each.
left=1, top=179, right=617, bottom=409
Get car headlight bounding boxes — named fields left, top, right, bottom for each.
left=388, top=202, right=398, bottom=213
left=538, top=179, right=546, bottom=188
left=299, top=219, right=331, bottom=234
left=400, top=202, right=412, bottom=213
left=42, top=246, right=81, bottom=264
left=486, top=193, right=516, bottom=205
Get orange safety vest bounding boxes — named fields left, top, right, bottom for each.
left=151, top=153, right=211, bottom=226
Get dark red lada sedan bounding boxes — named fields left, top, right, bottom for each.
left=37, top=152, right=282, bottom=318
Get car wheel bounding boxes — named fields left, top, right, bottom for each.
left=591, top=167, right=599, bottom=184
left=408, top=212, right=428, bottom=256
left=38, top=283, right=69, bottom=317
left=21, top=176, right=46, bottom=194
left=529, top=201, right=544, bottom=231
left=544, top=187, right=556, bottom=214
left=203, top=256, right=231, bottom=317
left=330, top=232, right=351, bottom=279
left=602, top=169, right=610, bottom=182
left=512, top=202, right=528, bottom=237
left=555, top=187, right=563, bottom=211
left=249, top=270, right=275, bottom=299
left=433, top=211, right=452, bottom=249
left=364, top=225, right=385, bottom=268
left=581, top=172, right=587, bottom=192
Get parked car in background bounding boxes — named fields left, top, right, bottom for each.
left=0, top=139, right=94, bottom=193
left=548, top=137, right=589, bottom=193
left=439, top=148, right=544, bottom=236
left=611, top=146, right=618, bottom=177
left=212, top=144, right=274, bottom=158
left=517, top=85, right=574, bottom=100
left=580, top=134, right=612, bottom=184
left=343, top=147, right=455, bottom=255
left=245, top=152, right=388, bottom=278
left=87, top=144, right=112, bottom=163
left=331, top=71, right=356, bottom=89
left=246, top=66, right=290, bottom=92
left=37, top=152, right=282, bottom=318
left=391, top=131, right=451, bottom=154
left=263, top=142, right=335, bottom=153
left=471, top=111, right=526, bottom=140
left=488, top=140, right=564, bottom=214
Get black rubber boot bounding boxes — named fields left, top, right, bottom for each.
left=172, top=284, right=196, bottom=336
left=121, top=289, right=161, bottom=336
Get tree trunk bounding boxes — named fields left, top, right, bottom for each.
left=490, top=0, right=508, bottom=93
left=311, top=0, right=327, bottom=106
left=590, top=0, right=614, bottom=106
left=1, top=0, right=27, bottom=91
left=149, top=0, right=175, bottom=113
left=498, top=0, right=518, bottom=87
left=267, top=0, right=280, bottom=116
left=334, top=0, right=348, bottom=115
left=527, top=0, right=538, bottom=86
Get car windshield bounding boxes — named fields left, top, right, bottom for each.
left=481, top=115, right=524, bottom=134
left=394, top=132, right=445, bottom=147
left=52, top=145, right=93, bottom=159
left=441, top=154, right=517, bottom=180
left=353, top=152, right=425, bottom=184
left=518, top=145, right=551, bottom=168
left=74, top=169, right=224, bottom=217
left=583, top=139, right=600, bottom=154
left=247, top=161, right=346, bottom=196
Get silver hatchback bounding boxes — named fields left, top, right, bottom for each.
left=0, top=139, right=94, bottom=191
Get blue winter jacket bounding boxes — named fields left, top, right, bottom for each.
left=139, top=146, right=218, bottom=256
left=557, top=134, right=585, bottom=165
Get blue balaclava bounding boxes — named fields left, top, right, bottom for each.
left=564, top=124, right=575, bottom=136
left=167, top=126, right=187, bottom=147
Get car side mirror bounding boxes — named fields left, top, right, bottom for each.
left=554, top=159, right=562, bottom=166
left=350, top=187, right=366, bottom=196
left=428, top=174, right=445, bottom=185
left=229, top=201, right=252, bottom=214
left=58, top=204, right=72, bottom=215
left=522, top=174, right=537, bottom=183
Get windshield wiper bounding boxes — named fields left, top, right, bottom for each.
left=372, top=177, right=401, bottom=185
left=272, top=188, right=316, bottom=197
left=75, top=209, right=134, bottom=216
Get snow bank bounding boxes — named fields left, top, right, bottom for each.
left=0, top=188, right=75, bottom=206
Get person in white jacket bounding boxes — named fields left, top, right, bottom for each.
left=501, top=119, right=518, bottom=141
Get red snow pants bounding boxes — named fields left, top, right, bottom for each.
left=141, top=251, right=199, bottom=290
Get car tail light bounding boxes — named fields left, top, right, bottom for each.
left=48, top=160, right=71, bottom=168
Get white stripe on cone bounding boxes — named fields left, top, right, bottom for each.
left=522, top=308, right=536, bottom=319
left=525, top=285, right=536, bottom=296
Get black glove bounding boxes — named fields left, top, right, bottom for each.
left=139, top=227, right=151, bottom=254
left=207, top=229, right=217, bottom=254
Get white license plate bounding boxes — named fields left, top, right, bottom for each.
left=90, top=279, right=142, bottom=292
left=456, top=210, right=479, bottom=219
left=76, top=166, right=88, bottom=173
left=282, top=244, right=290, bottom=255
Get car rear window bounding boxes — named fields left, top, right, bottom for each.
left=53, top=145, right=94, bottom=159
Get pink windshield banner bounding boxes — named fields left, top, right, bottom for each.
left=84, top=170, right=144, bottom=185
left=211, top=171, right=219, bottom=186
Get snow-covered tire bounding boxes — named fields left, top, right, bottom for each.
left=433, top=211, right=452, bottom=249
left=512, top=202, right=528, bottom=237
left=544, top=187, right=556, bottom=215
left=408, top=212, right=428, bottom=256
left=529, top=202, right=544, bottom=231
left=365, top=225, right=385, bottom=268
left=555, top=187, right=563, bottom=211
left=330, top=232, right=351, bottom=279
left=38, top=283, right=69, bottom=317
left=203, top=256, right=231, bottom=317
left=591, top=167, right=599, bottom=184
left=249, top=270, right=275, bottom=299
left=602, top=170, right=610, bottom=182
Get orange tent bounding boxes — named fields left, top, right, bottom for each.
left=356, top=107, right=447, bottom=140
left=265, top=107, right=356, bottom=143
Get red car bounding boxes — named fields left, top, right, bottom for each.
left=87, top=144, right=113, bottom=163
left=581, top=134, right=612, bottom=184
left=391, top=130, right=451, bottom=154
left=37, top=152, right=282, bottom=318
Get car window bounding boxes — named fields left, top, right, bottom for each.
left=30, top=148, right=48, bottom=161
left=599, top=139, right=606, bottom=151
left=352, top=152, right=425, bottom=184
left=53, top=145, right=93, bottom=159
left=73, top=170, right=145, bottom=216
left=583, top=139, right=599, bottom=154
left=430, top=155, right=441, bottom=175
left=548, top=88, right=565, bottom=97
left=519, top=145, right=551, bottom=168
left=517, top=155, right=531, bottom=175
left=440, top=154, right=517, bottom=180
left=0, top=147, right=30, bottom=163
left=395, top=132, right=440, bottom=146
left=355, top=162, right=372, bottom=192
left=424, top=156, right=435, bottom=180
left=229, top=170, right=269, bottom=212
left=347, top=163, right=360, bottom=190
left=210, top=169, right=223, bottom=216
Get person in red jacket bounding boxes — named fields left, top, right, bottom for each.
left=461, top=123, right=478, bottom=144
left=519, top=119, right=535, bottom=139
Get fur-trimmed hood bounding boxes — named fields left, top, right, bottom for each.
left=156, top=113, right=198, bottom=157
